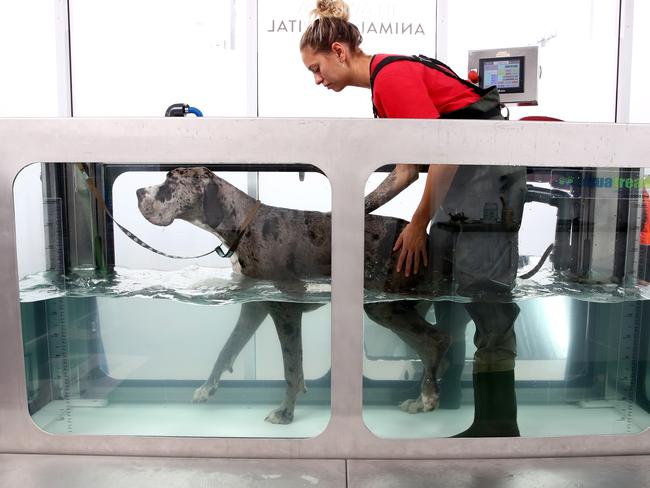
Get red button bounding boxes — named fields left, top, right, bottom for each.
left=468, top=69, right=479, bottom=84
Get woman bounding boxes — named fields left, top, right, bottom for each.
left=301, top=0, right=526, bottom=437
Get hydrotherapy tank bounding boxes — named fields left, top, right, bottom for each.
left=2, top=118, right=650, bottom=459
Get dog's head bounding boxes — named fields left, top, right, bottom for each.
left=136, top=167, right=216, bottom=226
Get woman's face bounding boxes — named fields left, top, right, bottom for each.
left=301, top=46, right=350, bottom=92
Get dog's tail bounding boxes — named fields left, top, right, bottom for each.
left=518, top=244, right=554, bottom=280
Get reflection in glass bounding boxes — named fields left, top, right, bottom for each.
left=363, top=164, right=650, bottom=438
left=16, top=163, right=332, bottom=438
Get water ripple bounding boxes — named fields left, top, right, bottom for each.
left=18, top=260, right=650, bottom=306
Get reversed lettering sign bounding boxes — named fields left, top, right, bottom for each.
left=258, top=0, right=436, bottom=117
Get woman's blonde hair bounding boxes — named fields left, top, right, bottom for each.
left=300, top=0, right=363, bottom=54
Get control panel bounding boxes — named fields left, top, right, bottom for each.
left=468, top=46, right=539, bottom=105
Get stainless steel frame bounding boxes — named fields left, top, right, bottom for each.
left=1, top=118, right=650, bottom=459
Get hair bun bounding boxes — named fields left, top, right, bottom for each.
left=312, top=0, right=350, bottom=22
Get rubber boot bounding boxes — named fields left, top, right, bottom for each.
left=452, top=370, right=520, bottom=437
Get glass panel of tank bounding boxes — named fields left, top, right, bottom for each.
left=16, top=162, right=332, bottom=437
left=363, top=164, right=650, bottom=438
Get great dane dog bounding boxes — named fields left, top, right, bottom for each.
left=136, top=167, right=449, bottom=424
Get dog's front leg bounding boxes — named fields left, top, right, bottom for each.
left=193, top=301, right=269, bottom=403
left=264, top=302, right=306, bottom=424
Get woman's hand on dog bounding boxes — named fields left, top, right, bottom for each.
left=393, top=221, right=428, bottom=277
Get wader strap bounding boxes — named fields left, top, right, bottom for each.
left=370, top=54, right=503, bottom=119
left=370, top=55, right=416, bottom=118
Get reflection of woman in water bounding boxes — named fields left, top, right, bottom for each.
left=301, top=0, right=526, bottom=436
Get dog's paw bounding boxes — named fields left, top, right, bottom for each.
left=193, top=385, right=215, bottom=403
left=265, top=407, right=294, bottom=424
left=399, top=395, right=437, bottom=414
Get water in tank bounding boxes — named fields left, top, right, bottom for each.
left=16, top=163, right=332, bottom=438
left=361, top=165, right=650, bottom=438
left=14, top=162, right=650, bottom=439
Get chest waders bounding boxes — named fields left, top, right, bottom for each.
left=370, top=54, right=522, bottom=437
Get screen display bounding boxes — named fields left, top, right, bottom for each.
left=479, top=56, right=525, bottom=94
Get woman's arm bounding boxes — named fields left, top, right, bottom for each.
left=393, top=164, right=458, bottom=276
left=364, top=164, right=420, bottom=214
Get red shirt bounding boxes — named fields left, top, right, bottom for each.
left=370, top=54, right=480, bottom=119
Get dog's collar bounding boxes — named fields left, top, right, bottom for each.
left=215, top=200, right=262, bottom=258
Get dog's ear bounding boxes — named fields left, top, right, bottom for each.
left=202, top=181, right=225, bottom=228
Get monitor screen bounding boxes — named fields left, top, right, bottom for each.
left=479, top=56, right=525, bottom=94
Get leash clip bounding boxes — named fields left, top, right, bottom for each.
left=215, top=244, right=234, bottom=259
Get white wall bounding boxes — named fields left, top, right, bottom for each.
left=0, top=0, right=66, bottom=117
left=631, top=0, right=650, bottom=123
left=258, top=0, right=436, bottom=117
left=3, top=1, right=646, bottom=119
left=69, top=0, right=251, bottom=117
left=445, top=0, right=620, bottom=123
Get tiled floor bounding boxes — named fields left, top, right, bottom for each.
left=0, top=454, right=345, bottom=488
left=348, top=457, right=650, bottom=487
left=4, top=454, right=650, bottom=487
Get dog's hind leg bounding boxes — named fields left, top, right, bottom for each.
left=264, top=302, right=306, bottom=424
left=193, top=301, right=269, bottom=403
left=364, top=300, right=451, bottom=413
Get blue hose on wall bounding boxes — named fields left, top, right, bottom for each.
left=164, top=103, right=203, bottom=117
left=186, top=106, right=203, bottom=117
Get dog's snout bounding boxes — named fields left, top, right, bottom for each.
left=136, top=188, right=146, bottom=202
